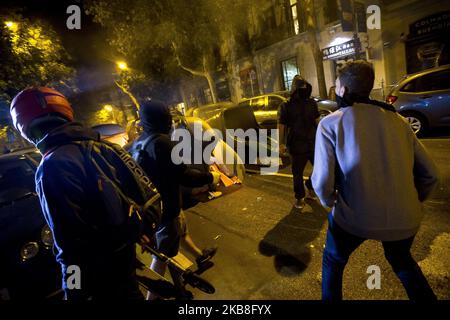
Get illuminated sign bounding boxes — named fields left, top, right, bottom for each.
left=322, top=39, right=356, bottom=60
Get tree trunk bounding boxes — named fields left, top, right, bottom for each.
left=114, top=81, right=140, bottom=111
left=304, top=0, right=327, bottom=99
left=308, top=31, right=328, bottom=99
left=204, top=69, right=218, bottom=104
left=172, top=41, right=218, bottom=105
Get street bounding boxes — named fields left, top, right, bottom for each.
left=185, top=136, right=450, bottom=300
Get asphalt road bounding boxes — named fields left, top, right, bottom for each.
left=183, top=136, right=450, bottom=300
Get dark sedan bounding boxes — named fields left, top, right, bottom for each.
left=0, top=148, right=61, bottom=300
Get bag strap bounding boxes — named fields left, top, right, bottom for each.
left=98, top=139, right=161, bottom=206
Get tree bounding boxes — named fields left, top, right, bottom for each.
left=85, top=0, right=252, bottom=104
left=0, top=13, right=76, bottom=148
left=0, top=13, right=76, bottom=102
left=303, top=0, right=327, bottom=98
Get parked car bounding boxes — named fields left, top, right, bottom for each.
left=238, top=92, right=338, bottom=128
left=187, top=103, right=286, bottom=170
left=185, top=102, right=234, bottom=121
left=0, top=148, right=61, bottom=300
left=386, top=64, right=450, bottom=135
left=92, top=123, right=129, bottom=147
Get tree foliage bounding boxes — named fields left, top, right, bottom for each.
left=85, top=0, right=253, bottom=103
left=0, top=13, right=76, bottom=102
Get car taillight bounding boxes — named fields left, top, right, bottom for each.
left=386, top=95, right=398, bottom=104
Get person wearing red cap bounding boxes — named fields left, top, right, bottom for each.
left=10, top=87, right=147, bottom=300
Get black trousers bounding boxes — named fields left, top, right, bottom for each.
left=291, top=152, right=315, bottom=200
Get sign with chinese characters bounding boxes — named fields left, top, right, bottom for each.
left=322, top=40, right=356, bottom=60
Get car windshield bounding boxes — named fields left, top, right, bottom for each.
left=0, top=158, right=37, bottom=206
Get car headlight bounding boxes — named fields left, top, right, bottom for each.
left=20, top=242, right=39, bottom=262
left=41, top=225, right=54, bottom=248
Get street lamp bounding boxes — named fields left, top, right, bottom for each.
left=116, top=61, right=128, bottom=71
left=103, top=104, right=113, bottom=112
left=5, top=21, right=18, bottom=32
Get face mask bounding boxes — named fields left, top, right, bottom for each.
left=335, top=93, right=347, bottom=108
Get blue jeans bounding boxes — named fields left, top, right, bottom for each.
left=322, top=215, right=436, bottom=300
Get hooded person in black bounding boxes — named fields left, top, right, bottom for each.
left=278, top=76, right=320, bottom=210
left=131, top=100, right=220, bottom=298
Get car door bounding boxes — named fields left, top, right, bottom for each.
left=260, top=96, right=284, bottom=128
left=415, top=69, right=450, bottom=126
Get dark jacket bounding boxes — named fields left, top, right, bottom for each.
left=35, top=122, right=141, bottom=300
left=278, top=85, right=320, bottom=155
left=133, top=131, right=213, bottom=224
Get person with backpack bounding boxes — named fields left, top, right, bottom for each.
left=312, top=61, right=438, bottom=300
left=278, top=75, right=320, bottom=210
left=9, top=87, right=160, bottom=300
left=130, top=100, right=220, bottom=299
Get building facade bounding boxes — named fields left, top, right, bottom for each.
left=233, top=0, right=450, bottom=102
left=179, top=0, right=450, bottom=107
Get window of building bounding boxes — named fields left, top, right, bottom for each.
left=324, top=0, right=339, bottom=25
left=290, top=0, right=300, bottom=35
left=281, top=57, right=299, bottom=91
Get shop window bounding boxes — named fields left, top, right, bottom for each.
left=281, top=57, right=299, bottom=91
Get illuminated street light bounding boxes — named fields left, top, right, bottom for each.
left=116, top=61, right=128, bottom=71
left=103, top=104, right=113, bottom=112
left=5, top=21, right=18, bottom=31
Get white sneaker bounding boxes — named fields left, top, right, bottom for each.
left=294, top=198, right=306, bottom=210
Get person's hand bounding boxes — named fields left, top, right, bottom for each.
left=139, top=234, right=154, bottom=253
left=211, top=171, right=221, bottom=185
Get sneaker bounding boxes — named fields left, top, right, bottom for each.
left=196, top=247, right=218, bottom=266
left=294, top=198, right=306, bottom=210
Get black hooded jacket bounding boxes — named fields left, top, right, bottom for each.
left=132, top=102, right=213, bottom=224
left=278, top=83, right=320, bottom=154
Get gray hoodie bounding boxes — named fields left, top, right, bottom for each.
left=312, top=103, right=439, bottom=241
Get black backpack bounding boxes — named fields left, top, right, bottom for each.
left=72, top=139, right=162, bottom=250
left=129, top=134, right=161, bottom=175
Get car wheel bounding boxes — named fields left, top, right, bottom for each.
left=401, top=112, right=427, bottom=136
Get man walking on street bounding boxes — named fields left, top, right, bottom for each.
left=278, top=75, right=320, bottom=210
left=312, top=61, right=438, bottom=300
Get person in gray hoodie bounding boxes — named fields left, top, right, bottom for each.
left=312, top=60, right=438, bottom=300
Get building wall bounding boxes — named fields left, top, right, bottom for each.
left=192, top=0, right=450, bottom=105
left=235, top=0, right=387, bottom=99
left=381, top=0, right=450, bottom=86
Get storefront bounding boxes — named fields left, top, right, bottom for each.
left=321, top=34, right=367, bottom=87
left=405, top=11, right=450, bottom=73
